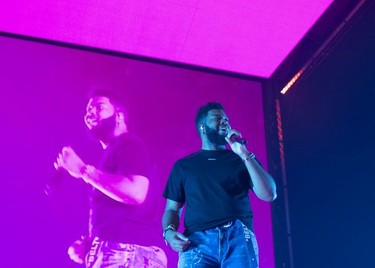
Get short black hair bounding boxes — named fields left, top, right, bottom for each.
left=88, top=87, right=128, bottom=120
left=195, top=102, right=225, bottom=133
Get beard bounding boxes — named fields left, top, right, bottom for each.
left=87, top=114, right=116, bottom=141
left=205, top=125, right=228, bottom=145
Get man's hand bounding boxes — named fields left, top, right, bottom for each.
left=225, top=129, right=250, bottom=157
left=54, top=146, right=86, bottom=179
left=165, top=230, right=190, bottom=252
left=67, top=236, right=92, bottom=264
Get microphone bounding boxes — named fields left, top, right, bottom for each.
left=44, top=168, right=66, bottom=196
left=227, top=133, right=247, bottom=145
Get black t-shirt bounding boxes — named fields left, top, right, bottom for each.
left=91, top=133, right=164, bottom=247
left=163, top=149, right=254, bottom=236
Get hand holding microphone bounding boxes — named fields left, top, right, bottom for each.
left=54, top=146, right=86, bottom=179
left=226, top=129, right=247, bottom=145
left=46, top=147, right=86, bottom=196
left=225, top=128, right=253, bottom=159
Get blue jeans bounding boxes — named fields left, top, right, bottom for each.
left=178, top=220, right=259, bottom=268
left=86, top=237, right=167, bottom=268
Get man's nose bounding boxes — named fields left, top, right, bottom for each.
left=220, top=118, right=228, bottom=124
left=87, top=107, right=97, bottom=116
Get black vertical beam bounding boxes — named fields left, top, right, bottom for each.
left=262, top=79, right=294, bottom=268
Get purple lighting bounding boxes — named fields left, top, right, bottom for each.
left=0, top=0, right=334, bottom=78
left=0, top=34, right=275, bottom=267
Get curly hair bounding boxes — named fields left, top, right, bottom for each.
left=88, top=87, right=128, bottom=121
left=195, top=102, right=224, bottom=133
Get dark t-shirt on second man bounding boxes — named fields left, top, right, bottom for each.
left=163, top=149, right=254, bottom=236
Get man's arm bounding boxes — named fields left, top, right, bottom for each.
left=55, top=146, right=149, bottom=205
left=242, top=154, right=277, bottom=201
left=225, top=131, right=277, bottom=202
left=82, top=165, right=149, bottom=204
left=162, top=199, right=190, bottom=252
left=162, top=199, right=183, bottom=230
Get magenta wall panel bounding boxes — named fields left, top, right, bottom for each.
left=0, top=0, right=334, bottom=78
left=0, top=35, right=274, bottom=267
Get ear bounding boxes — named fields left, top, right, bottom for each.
left=200, top=125, right=205, bottom=134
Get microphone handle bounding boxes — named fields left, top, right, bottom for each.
left=44, top=169, right=66, bottom=196
left=229, top=135, right=247, bottom=145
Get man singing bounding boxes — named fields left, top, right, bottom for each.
left=162, top=102, right=277, bottom=267
left=55, top=89, right=166, bottom=267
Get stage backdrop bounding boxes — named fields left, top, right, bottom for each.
left=0, top=35, right=274, bottom=268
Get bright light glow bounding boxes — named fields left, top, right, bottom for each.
left=281, top=70, right=304, bottom=94
left=0, top=34, right=273, bottom=267
left=0, top=0, right=334, bottom=78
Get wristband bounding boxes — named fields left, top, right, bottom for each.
left=163, top=224, right=176, bottom=245
left=81, top=165, right=96, bottom=183
left=163, top=224, right=176, bottom=238
left=243, top=153, right=255, bottom=162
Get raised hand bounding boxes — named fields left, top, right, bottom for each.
left=55, top=146, right=86, bottom=179
left=225, top=129, right=250, bottom=157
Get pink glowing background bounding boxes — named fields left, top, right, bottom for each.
left=0, top=0, right=333, bottom=78
left=0, top=35, right=273, bottom=267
